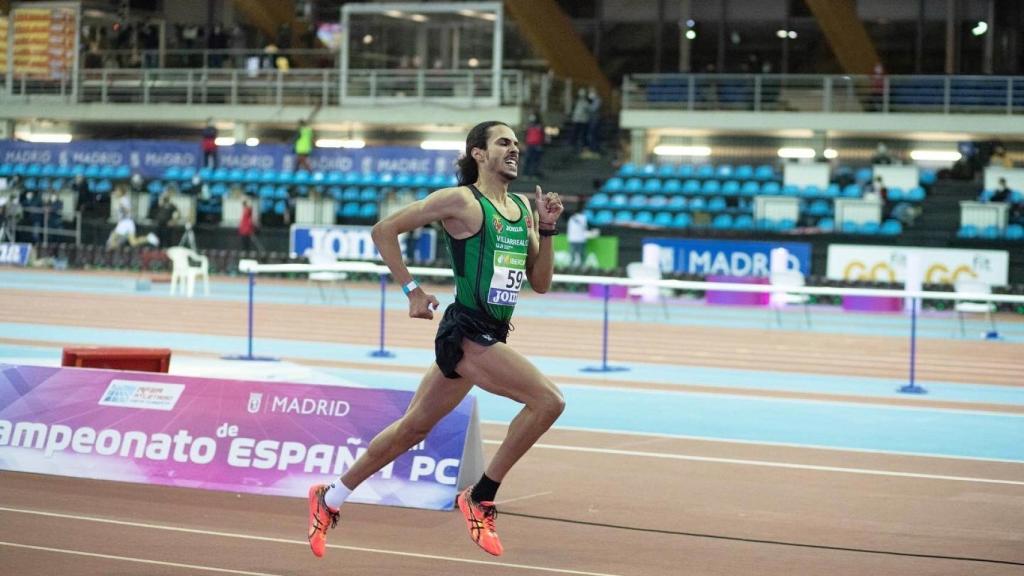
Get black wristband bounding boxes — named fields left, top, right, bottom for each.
left=539, top=227, right=559, bottom=237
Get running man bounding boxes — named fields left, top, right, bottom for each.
left=307, top=121, right=565, bottom=558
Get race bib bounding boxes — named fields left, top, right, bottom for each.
left=487, top=250, right=526, bottom=306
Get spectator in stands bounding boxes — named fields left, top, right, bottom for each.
left=294, top=119, right=314, bottom=171
left=238, top=197, right=261, bottom=253
left=45, top=192, right=64, bottom=231
left=991, top=178, right=1012, bottom=203
left=523, top=112, right=546, bottom=177
left=584, top=87, right=603, bottom=158
left=106, top=187, right=158, bottom=250
left=150, top=191, right=180, bottom=248
left=989, top=145, right=1013, bottom=168
left=20, top=190, right=43, bottom=243
left=71, top=174, right=99, bottom=217
left=570, top=88, right=589, bottom=155
left=567, top=200, right=593, bottom=269
left=871, top=142, right=893, bottom=165
left=863, top=175, right=887, bottom=202
left=0, top=192, right=21, bottom=242
left=201, top=119, right=218, bottom=169
left=129, top=173, right=146, bottom=196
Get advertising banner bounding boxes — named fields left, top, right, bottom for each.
left=0, top=141, right=459, bottom=180
left=642, top=238, right=812, bottom=277
left=826, top=244, right=1009, bottom=286
left=0, top=364, right=481, bottom=510
left=551, top=235, right=619, bottom=271
left=290, top=224, right=437, bottom=263
left=0, top=243, right=32, bottom=266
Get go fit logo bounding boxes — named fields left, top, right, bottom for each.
left=843, top=261, right=978, bottom=284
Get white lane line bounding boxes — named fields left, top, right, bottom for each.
left=0, top=541, right=282, bottom=576
left=482, top=421, right=1024, bottom=465
left=0, top=507, right=625, bottom=576
left=488, top=441, right=1024, bottom=486
left=497, top=491, right=553, bottom=506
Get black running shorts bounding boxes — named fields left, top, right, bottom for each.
left=434, top=302, right=510, bottom=379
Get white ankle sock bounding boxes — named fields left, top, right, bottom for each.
left=323, top=481, right=352, bottom=511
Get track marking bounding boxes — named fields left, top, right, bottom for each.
left=483, top=422, right=1024, bottom=465
left=0, top=541, right=283, bottom=575
left=488, top=440, right=1024, bottom=486
left=0, top=507, right=626, bottom=576
left=497, top=491, right=553, bottom=506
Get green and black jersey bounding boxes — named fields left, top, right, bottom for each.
left=442, top=185, right=530, bottom=322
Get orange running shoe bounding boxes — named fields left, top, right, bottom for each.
left=307, top=484, right=339, bottom=558
left=457, top=487, right=503, bottom=556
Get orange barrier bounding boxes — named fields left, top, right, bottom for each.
left=61, top=347, right=172, bottom=373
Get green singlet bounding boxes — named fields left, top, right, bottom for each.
left=443, top=185, right=530, bottom=322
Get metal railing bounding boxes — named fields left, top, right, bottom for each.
left=623, top=73, right=1024, bottom=115
left=4, top=68, right=559, bottom=110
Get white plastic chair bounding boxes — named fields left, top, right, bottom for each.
left=769, top=270, right=811, bottom=328
left=307, top=249, right=349, bottom=304
left=626, top=262, right=669, bottom=319
left=953, top=279, right=997, bottom=337
left=166, top=247, right=209, bottom=298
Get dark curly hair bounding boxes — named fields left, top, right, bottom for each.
left=456, top=120, right=510, bottom=186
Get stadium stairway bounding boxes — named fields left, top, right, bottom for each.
left=903, top=179, right=978, bottom=245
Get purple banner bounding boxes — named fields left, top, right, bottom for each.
left=0, top=140, right=460, bottom=179
left=0, top=364, right=476, bottom=510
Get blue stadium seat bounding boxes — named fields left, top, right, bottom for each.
left=880, top=220, right=903, bottom=235
left=326, top=171, right=344, bottom=185
left=587, top=193, right=610, bottom=209
left=634, top=211, right=654, bottom=225
left=342, top=187, right=360, bottom=201
left=855, top=167, right=873, bottom=184
left=695, top=164, right=714, bottom=180
left=711, top=213, right=733, bottom=229
left=905, top=187, right=926, bottom=202
left=662, top=179, right=682, bottom=194
left=887, top=187, right=904, bottom=202
left=781, top=185, right=800, bottom=196
left=754, top=165, right=775, bottom=181
left=670, top=212, right=692, bottom=229
left=721, top=180, right=740, bottom=196
left=618, top=163, right=638, bottom=177
left=114, top=166, right=131, bottom=179
left=274, top=186, right=289, bottom=200
left=842, top=184, right=862, bottom=198
left=360, top=203, right=378, bottom=218
left=99, top=165, right=116, bottom=178
left=801, top=185, right=821, bottom=198
left=244, top=169, right=261, bottom=183
left=777, top=218, right=796, bottom=231
left=689, top=197, right=707, bottom=211
left=761, top=182, right=781, bottom=195
left=640, top=163, right=657, bottom=177
left=594, top=210, right=614, bottom=225
left=708, top=196, right=727, bottom=212
left=342, top=202, right=360, bottom=218
left=411, top=173, right=429, bottom=187
left=657, top=164, right=676, bottom=178
left=667, top=196, right=687, bottom=211
left=602, top=177, right=624, bottom=193
left=653, top=211, right=673, bottom=227
left=733, top=214, right=754, bottom=230
left=40, top=164, right=57, bottom=176
left=734, top=165, right=754, bottom=180
left=682, top=179, right=701, bottom=195
left=163, top=166, right=182, bottom=181
left=676, top=164, right=694, bottom=179
left=807, top=199, right=831, bottom=216
left=817, top=217, right=835, bottom=231
left=394, top=173, right=412, bottom=187
left=84, top=165, right=101, bottom=178
left=610, top=194, right=628, bottom=208
left=715, top=164, right=734, bottom=180
left=1005, top=224, right=1024, bottom=240
left=642, top=179, right=662, bottom=194
left=701, top=180, right=720, bottom=195
left=824, top=184, right=841, bottom=198
left=415, top=188, right=430, bottom=200
left=980, top=225, right=1000, bottom=239
left=957, top=225, right=979, bottom=238
left=628, top=195, right=647, bottom=209
left=648, top=195, right=668, bottom=210
left=740, top=181, right=760, bottom=196
left=919, top=169, right=937, bottom=186
left=360, top=187, right=377, bottom=202
left=375, top=173, right=395, bottom=186
left=26, top=163, right=43, bottom=176
left=624, top=178, right=643, bottom=193
left=0, top=163, right=13, bottom=176
left=210, top=183, right=228, bottom=197
left=327, top=186, right=343, bottom=200
left=613, top=210, right=634, bottom=224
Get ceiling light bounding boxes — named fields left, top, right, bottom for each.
left=971, top=21, right=988, bottom=36
left=17, top=132, right=72, bottom=143
left=214, top=137, right=236, bottom=146
left=362, top=34, right=374, bottom=45
left=420, top=140, right=463, bottom=151
left=777, top=147, right=816, bottom=159
left=776, top=29, right=788, bottom=39
left=245, top=137, right=260, bottom=147
left=653, top=145, right=711, bottom=157
left=823, top=148, right=838, bottom=159
left=467, top=57, right=480, bottom=68
left=909, top=150, right=961, bottom=162
left=788, top=31, right=797, bottom=39
left=685, top=30, right=697, bottom=40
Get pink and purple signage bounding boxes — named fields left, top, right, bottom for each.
left=0, top=364, right=481, bottom=511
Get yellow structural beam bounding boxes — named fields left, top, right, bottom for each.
left=503, top=0, right=611, bottom=104
left=802, top=0, right=882, bottom=74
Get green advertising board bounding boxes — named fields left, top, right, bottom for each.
left=552, top=235, right=618, bottom=271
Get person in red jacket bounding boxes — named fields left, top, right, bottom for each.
left=238, top=197, right=261, bottom=253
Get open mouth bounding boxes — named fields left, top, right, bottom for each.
left=504, top=158, right=518, bottom=170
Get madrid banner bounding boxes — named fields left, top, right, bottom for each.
left=0, top=364, right=482, bottom=510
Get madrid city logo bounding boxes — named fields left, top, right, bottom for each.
left=247, top=392, right=263, bottom=414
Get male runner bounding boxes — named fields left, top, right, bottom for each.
left=307, top=120, right=565, bottom=558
